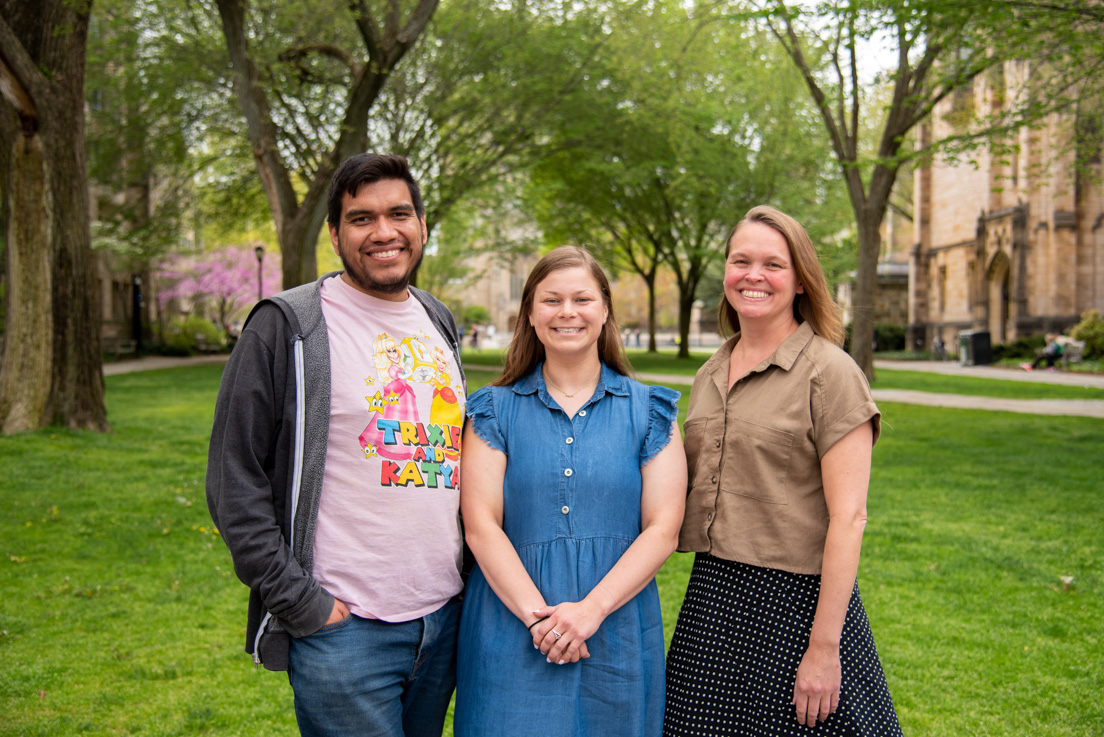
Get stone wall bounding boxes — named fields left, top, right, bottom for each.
left=911, top=61, right=1104, bottom=351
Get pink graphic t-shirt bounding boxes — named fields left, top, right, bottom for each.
left=312, top=275, right=466, bottom=621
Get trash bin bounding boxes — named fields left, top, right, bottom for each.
left=958, top=330, right=992, bottom=366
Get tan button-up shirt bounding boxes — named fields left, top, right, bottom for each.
left=678, top=322, right=880, bottom=574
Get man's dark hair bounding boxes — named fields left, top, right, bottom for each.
left=327, top=153, right=424, bottom=232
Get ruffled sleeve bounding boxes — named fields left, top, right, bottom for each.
left=465, top=386, right=506, bottom=453
left=640, top=384, right=680, bottom=466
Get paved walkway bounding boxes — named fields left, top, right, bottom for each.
left=863, top=390, right=1104, bottom=418
left=868, top=360, right=1104, bottom=418
left=105, top=354, right=1104, bottom=418
left=102, top=354, right=231, bottom=375
left=873, top=359, right=1104, bottom=389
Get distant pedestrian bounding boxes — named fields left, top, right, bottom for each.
left=1022, top=333, right=1062, bottom=371
left=471, top=324, right=480, bottom=350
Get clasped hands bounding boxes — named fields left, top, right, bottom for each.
left=528, top=601, right=601, bottom=665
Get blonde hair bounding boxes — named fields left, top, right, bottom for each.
left=496, top=245, right=631, bottom=386
left=718, top=205, right=844, bottom=346
left=373, top=333, right=400, bottom=374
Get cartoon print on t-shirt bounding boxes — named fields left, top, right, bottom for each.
left=430, top=346, right=462, bottom=461
left=359, top=332, right=420, bottom=460
left=359, top=331, right=463, bottom=488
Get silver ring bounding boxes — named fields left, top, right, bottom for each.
left=551, top=629, right=562, bottom=640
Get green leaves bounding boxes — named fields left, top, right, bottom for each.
left=522, top=0, right=849, bottom=350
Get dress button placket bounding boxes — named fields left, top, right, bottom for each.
left=561, top=414, right=576, bottom=534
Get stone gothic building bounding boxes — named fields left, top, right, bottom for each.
left=908, top=62, right=1104, bottom=353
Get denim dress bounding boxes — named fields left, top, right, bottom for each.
left=454, top=363, right=679, bottom=737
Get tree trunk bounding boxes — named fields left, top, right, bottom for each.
left=46, top=106, right=106, bottom=431
left=0, top=134, right=52, bottom=433
left=676, top=287, right=693, bottom=359
left=845, top=159, right=896, bottom=383
left=645, top=272, right=657, bottom=353
left=849, top=212, right=881, bottom=381
left=279, top=195, right=325, bottom=288
left=0, top=2, right=108, bottom=434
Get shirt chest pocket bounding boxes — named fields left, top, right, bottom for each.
left=720, top=418, right=794, bottom=505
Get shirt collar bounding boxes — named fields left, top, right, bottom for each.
left=771, top=322, right=816, bottom=370
left=702, top=321, right=817, bottom=387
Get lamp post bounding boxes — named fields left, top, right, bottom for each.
left=254, top=245, right=265, bottom=301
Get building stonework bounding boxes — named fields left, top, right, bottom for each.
left=449, top=251, right=537, bottom=337
left=837, top=262, right=909, bottom=330
left=910, top=61, right=1104, bottom=352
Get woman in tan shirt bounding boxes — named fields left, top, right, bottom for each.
left=663, top=206, right=901, bottom=736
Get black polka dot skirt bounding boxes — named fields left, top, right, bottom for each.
left=664, top=554, right=902, bottom=737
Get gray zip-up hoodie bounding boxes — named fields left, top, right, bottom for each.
left=206, top=272, right=463, bottom=670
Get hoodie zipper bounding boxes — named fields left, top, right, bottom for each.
left=252, top=334, right=306, bottom=665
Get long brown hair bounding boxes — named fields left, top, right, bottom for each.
left=494, top=245, right=631, bottom=386
left=717, top=205, right=844, bottom=346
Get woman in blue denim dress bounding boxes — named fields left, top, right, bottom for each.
left=454, top=246, right=687, bottom=736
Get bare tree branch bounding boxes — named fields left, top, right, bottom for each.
left=0, top=14, right=43, bottom=125
left=278, top=43, right=360, bottom=79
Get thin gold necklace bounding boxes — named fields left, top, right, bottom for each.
left=544, top=366, right=601, bottom=398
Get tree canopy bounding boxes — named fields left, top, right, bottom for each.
left=216, top=0, right=439, bottom=289
left=526, top=0, right=850, bottom=355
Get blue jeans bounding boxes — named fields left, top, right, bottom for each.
left=288, top=598, right=460, bottom=737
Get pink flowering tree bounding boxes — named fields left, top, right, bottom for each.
left=155, top=245, right=282, bottom=331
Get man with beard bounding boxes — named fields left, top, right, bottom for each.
left=207, top=154, right=466, bottom=737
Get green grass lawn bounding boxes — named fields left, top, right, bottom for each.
left=871, top=369, right=1104, bottom=400
left=1, top=364, right=1101, bottom=735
